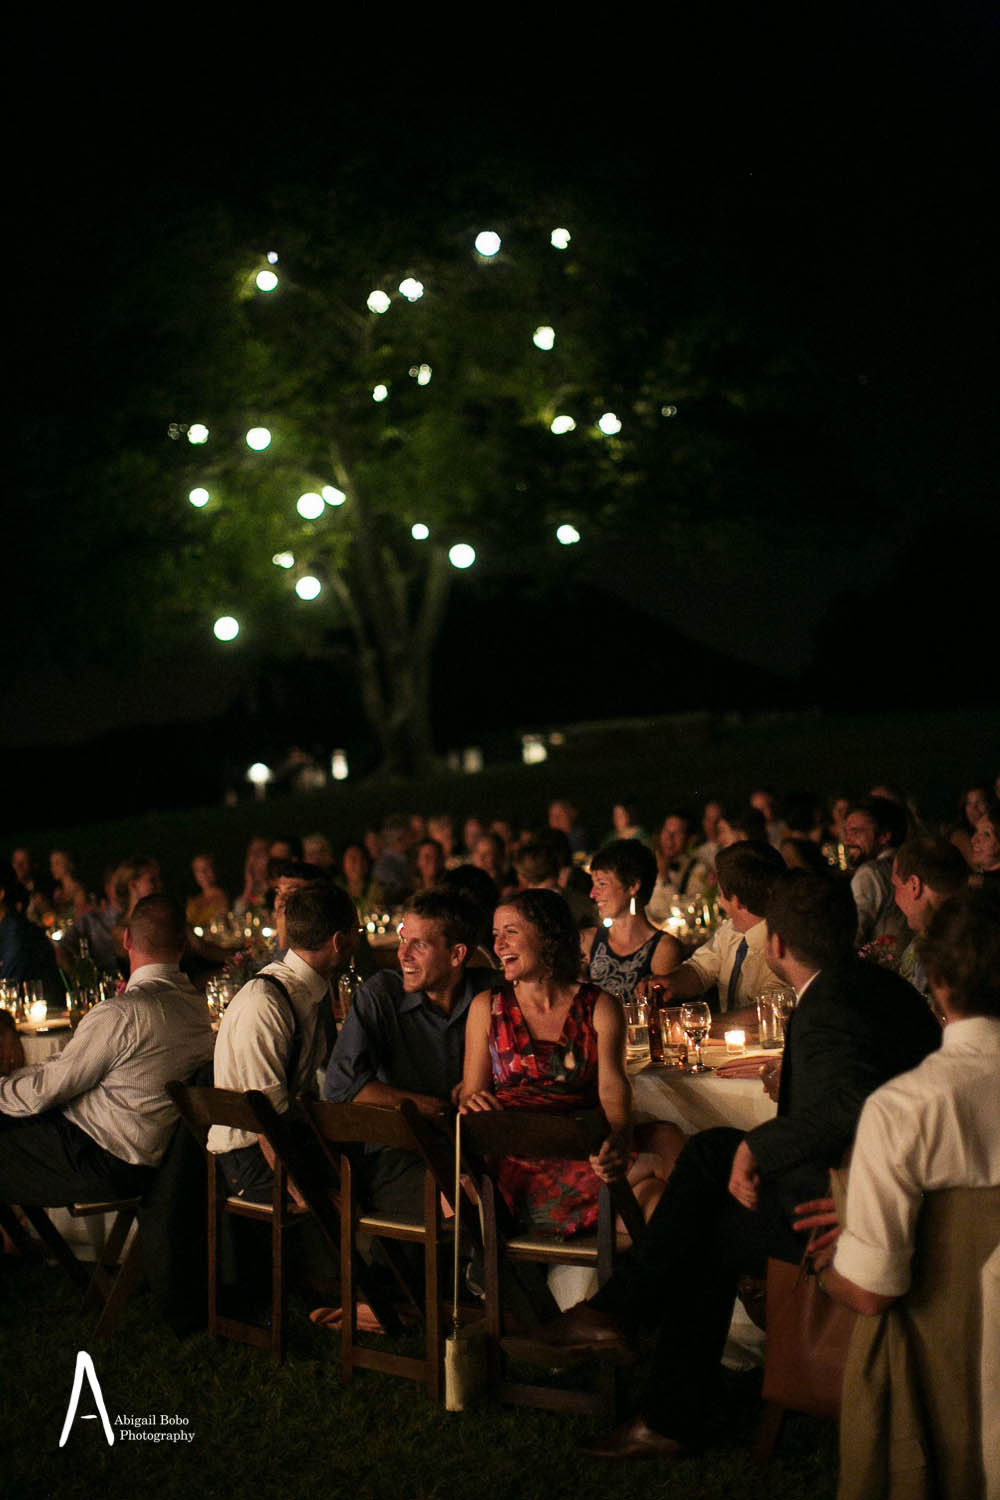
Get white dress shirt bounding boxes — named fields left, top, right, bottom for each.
left=677, top=917, right=781, bottom=1012
left=208, top=949, right=330, bottom=1153
left=0, top=964, right=215, bottom=1165
left=835, top=1015, right=1000, bottom=1297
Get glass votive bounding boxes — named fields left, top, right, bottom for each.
left=659, top=1007, right=687, bottom=1068
left=29, top=999, right=49, bottom=1024
left=724, top=1028, right=746, bottom=1055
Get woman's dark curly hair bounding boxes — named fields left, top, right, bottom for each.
left=589, top=838, right=657, bottom=908
left=500, top=888, right=581, bottom=985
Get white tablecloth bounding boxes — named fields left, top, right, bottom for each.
left=18, top=1024, right=72, bottom=1065
left=630, top=1055, right=777, bottom=1135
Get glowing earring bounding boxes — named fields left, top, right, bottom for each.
left=629, top=896, right=637, bottom=916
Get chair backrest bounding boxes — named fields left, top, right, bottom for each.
left=167, top=1082, right=269, bottom=1142
left=459, top=1108, right=607, bottom=1164
left=305, top=1098, right=424, bottom=1153
left=459, top=1107, right=647, bottom=1248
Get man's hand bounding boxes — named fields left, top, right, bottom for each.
left=792, top=1193, right=841, bottom=1272
left=728, top=1139, right=761, bottom=1210
left=589, top=1132, right=630, bottom=1183
left=760, top=1057, right=782, bottom=1102
left=458, top=1091, right=503, bottom=1114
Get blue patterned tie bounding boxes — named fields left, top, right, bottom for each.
left=726, top=937, right=749, bottom=1011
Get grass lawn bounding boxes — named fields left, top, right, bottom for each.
left=1, top=1255, right=838, bottom=1500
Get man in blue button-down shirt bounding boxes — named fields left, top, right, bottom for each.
left=324, top=887, right=492, bottom=1215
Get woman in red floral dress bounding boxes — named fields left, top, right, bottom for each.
left=459, top=888, right=634, bottom=1236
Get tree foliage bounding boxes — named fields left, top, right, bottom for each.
left=148, top=192, right=727, bottom=771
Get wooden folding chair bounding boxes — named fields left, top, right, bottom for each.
left=6, top=1198, right=143, bottom=1336
left=459, top=1108, right=646, bottom=1420
left=166, top=1082, right=317, bottom=1362
left=304, top=1099, right=459, bottom=1401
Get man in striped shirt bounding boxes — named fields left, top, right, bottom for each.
left=0, top=894, right=214, bottom=1206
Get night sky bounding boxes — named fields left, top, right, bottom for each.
left=5, top=10, right=998, bottom=815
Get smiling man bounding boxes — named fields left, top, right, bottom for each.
left=845, top=795, right=909, bottom=946
left=323, top=887, right=491, bottom=1215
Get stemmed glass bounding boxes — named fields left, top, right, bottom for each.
left=680, top=1000, right=713, bottom=1074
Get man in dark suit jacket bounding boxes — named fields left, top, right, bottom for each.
left=516, top=869, right=941, bottom=1463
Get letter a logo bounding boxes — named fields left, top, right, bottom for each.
left=59, top=1351, right=114, bottom=1447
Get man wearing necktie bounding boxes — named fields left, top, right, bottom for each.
left=654, top=841, right=785, bottom=1012
left=516, top=870, right=942, bottom=1464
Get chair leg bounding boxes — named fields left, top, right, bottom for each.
left=423, top=1171, right=440, bottom=1401
left=753, top=1402, right=786, bottom=1464
left=206, top=1160, right=220, bottom=1339
left=0, top=1202, right=36, bottom=1256
left=21, top=1206, right=89, bottom=1290
left=84, top=1207, right=137, bottom=1310
left=341, top=1155, right=355, bottom=1383
left=93, top=1233, right=144, bottom=1339
left=271, top=1168, right=286, bottom=1363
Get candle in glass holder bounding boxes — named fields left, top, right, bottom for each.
left=29, top=999, right=48, bottom=1024
left=724, top=1028, right=746, bottom=1055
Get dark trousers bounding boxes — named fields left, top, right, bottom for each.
left=592, top=1127, right=804, bottom=1440
left=216, top=1138, right=340, bottom=1298
left=0, top=1110, right=153, bottom=1205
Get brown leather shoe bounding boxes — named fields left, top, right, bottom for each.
left=500, top=1302, right=634, bottom=1365
left=579, top=1416, right=690, bottom=1462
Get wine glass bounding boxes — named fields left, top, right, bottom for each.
left=680, top=1000, right=713, bottom=1074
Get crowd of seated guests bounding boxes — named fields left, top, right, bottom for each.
left=2, top=767, right=998, bottom=1491
left=5, top=770, right=999, bottom=1001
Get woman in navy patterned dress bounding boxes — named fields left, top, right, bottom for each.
left=581, top=839, right=683, bottom=1002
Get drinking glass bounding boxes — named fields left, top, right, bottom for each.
left=772, top=988, right=797, bottom=1044
left=755, top=992, right=782, bottom=1049
left=623, top=998, right=651, bottom=1064
left=680, top=1000, right=712, bottom=1074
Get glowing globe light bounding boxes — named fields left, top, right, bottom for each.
left=187, top=423, right=209, bottom=445
left=411, top=522, right=430, bottom=541
left=532, top=326, right=555, bottom=351
left=449, top=543, right=476, bottom=570
left=255, top=270, right=278, bottom=292
left=330, top=749, right=349, bottom=782
left=188, top=487, right=210, bottom=508
left=550, top=415, right=576, bottom=435
left=246, top=762, right=272, bottom=800
left=556, top=523, right=581, bottom=545
left=213, top=616, right=239, bottom=641
left=372, top=383, right=389, bottom=403
left=661, top=404, right=678, bottom=417
left=408, top=363, right=432, bottom=385
left=295, top=576, right=322, bottom=600
left=272, top=552, right=295, bottom=569
left=296, top=492, right=325, bottom=520
left=367, top=289, right=391, bottom=314
left=550, top=228, right=571, bottom=249
left=246, top=426, right=271, bottom=450
left=266, top=251, right=279, bottom=264
left=474, top=231, right=501, bottom=257
left=522, top=734, right=548, bottom=765
left=398, top=278, right=424, bottom=301
left=597, top=412, right=622, bottom=435
left=322, top=485, right=346, bottom=506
